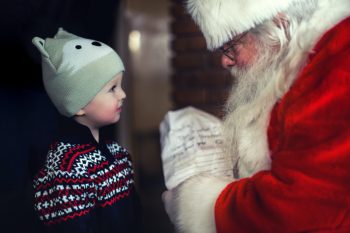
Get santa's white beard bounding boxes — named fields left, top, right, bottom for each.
left=227, top=43, right=275, bottom=112
left=223, top=38, right=285, bottom=178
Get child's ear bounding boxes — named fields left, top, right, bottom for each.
left=75, top=109, right=85, bottom=116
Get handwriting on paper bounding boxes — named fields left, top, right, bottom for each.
left=160, top=107, right=233, bottom=189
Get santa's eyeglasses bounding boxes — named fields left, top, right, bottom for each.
left=218, top=31, right=248, bottom=61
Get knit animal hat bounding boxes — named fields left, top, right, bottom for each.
left=32, top=28, right=125, bottom=117
left=186, top=0, right=301, bottom=50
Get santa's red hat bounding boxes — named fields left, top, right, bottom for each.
left=186, top=0, right=299, bottom=50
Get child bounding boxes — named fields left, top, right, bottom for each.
left=32, top=28, right=142, bottom=233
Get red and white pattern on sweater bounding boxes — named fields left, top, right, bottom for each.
left=33, top=141, right=134, bottom=225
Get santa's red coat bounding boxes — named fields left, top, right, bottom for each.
left=215, top=17, right=350, bottom=233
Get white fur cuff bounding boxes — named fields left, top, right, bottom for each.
left=175, top=175, right=232, bottom=233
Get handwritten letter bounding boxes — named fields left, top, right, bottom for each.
left=160, top=107, right=233, bottom=189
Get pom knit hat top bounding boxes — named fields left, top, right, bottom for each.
left=186, top=0, right=302, bottom=50
left=32, top=28, right=124, bottom=117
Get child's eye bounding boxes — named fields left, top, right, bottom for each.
left=109, top=85, right=116, bottom=92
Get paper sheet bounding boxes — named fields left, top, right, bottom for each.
left=159, top=106, right=233, bottom=189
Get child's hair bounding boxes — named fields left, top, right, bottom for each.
left=32, top=28, right=125, bottom=117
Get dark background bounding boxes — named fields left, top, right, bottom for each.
left=0, top=1, right=121, bottom=232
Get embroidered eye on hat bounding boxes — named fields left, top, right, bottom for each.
left=32, top=28, right=125, bottom=117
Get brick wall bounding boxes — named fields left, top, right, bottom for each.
left=169, top=0, right=233, bottom=118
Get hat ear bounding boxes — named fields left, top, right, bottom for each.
left=32, top=36, right=58, bottom=74
left=55, top=27, right=79, bottom=39
left=32, top=37, right=49, bottom=58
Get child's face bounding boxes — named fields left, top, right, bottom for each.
left=79, top=73, right=126, bottom=128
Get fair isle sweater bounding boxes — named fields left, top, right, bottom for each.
left=32, top=118, right=142, bottom=233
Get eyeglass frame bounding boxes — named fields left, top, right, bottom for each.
left=218, top=31, right=249, bottom=61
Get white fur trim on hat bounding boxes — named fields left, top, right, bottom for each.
left=186, top=0, right=299, bottom=50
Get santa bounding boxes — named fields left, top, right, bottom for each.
left=162, top=0, right=350, bottom=232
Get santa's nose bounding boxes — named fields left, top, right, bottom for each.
left=221, top=54, right=235, bottom=69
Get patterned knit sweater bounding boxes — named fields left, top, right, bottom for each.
left=32, top=118, right=142, bottom=233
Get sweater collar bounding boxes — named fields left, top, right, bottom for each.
left=57, top=116, right=100, bottom=144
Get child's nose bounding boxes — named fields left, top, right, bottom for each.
left=118, top=89, right=126, bottom=100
